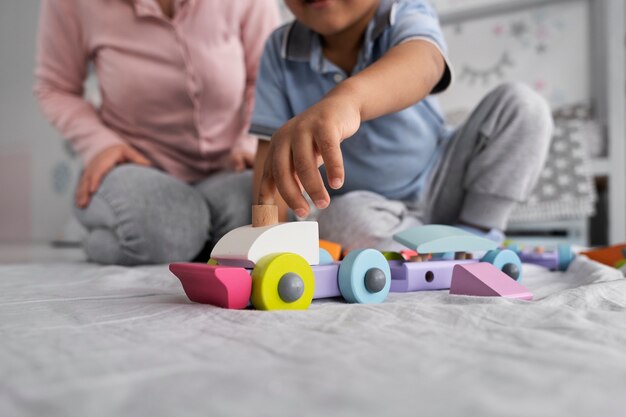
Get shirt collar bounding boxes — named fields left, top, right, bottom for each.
left=282, top=0, right=398, bottom=62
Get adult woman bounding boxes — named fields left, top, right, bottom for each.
left=35, top=0, right=279, bottom=264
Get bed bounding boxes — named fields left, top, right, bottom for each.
left=1, top=254, right=625, bottom=417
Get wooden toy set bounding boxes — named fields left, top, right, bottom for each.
left=170, top=205, right=390, bottom=310
left=169, top=205, right=576, bottom=310
left=503, top=242, right=575, bottom=272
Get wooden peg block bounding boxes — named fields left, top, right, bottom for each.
left=252, top=205, right=278, bottom=227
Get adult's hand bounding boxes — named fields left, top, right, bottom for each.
left=76, top=144, right=151, bottom=208
left=229, top=149, right=255, bottom=172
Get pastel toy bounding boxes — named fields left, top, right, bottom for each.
left=390, top=259, right=476, bottom=292
left=169, top=263, right=251, bottom=309
left=388, top=225, right=523, bottom=294
left=170, top=222, right=525, bottom=310
left=319, top=239, right=342, bottom=261
left=318, top=248, right=335, bottom=265
left=338, top=249, right=391, bottom=304
left=450, top=262, right=533, bottom=301
left=210, top=221, right=320, bottom=267
left=250, top=253, right=315, bottom=310
left=506, top=243, right=575, bottom=271
left=394, top=224, right=497, bottom=254
left=170, top=206, right=392, bottom=311
left=481, top=249, right=522, bottom=281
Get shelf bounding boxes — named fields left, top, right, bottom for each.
left=590, top=157, right=610, bottom=176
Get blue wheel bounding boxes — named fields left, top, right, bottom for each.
left=319, top=248, right=335, bottom=265
left=338, top=249, right=391, bottom=304
left=557, top=244, right=574, bottom=271
left=481, top=249, right=523, bottom=281
left=506, top=243, right=521, bottom=254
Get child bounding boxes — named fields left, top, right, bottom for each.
left=35, top=0, right=279, bottom=264
left=251, top=0, right=552, bottom=250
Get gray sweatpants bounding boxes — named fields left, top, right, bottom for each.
left=316, top=82, right=553, bottom=251
left=75, top=167, right=252, bottom=265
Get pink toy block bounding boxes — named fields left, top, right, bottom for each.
left=450, top=262, right=533, bottom=301
left=169, top=263, right=252, bottom=309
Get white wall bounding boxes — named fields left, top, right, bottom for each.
left=0, top=1, right=81, bottom=243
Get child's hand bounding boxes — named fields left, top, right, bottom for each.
left=258, top=95, right=361, bottom=218
left=76, top=144, right=151, bottom=208
left=229, top=149, right=255, bottom=172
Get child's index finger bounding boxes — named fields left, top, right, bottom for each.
left=257, top=164, right=276, bottom=206
left=316, top=137, right=344, bottom=189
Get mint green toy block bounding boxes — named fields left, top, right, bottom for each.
left=393, top=225, right=498, bottom=254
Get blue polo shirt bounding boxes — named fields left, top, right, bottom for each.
left=250, top=0, right=452, bottom=201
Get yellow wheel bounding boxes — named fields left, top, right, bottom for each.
left=251, top=253, right=315, bottom=311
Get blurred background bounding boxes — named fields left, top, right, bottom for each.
left=0, top=0, right=624, bottom=251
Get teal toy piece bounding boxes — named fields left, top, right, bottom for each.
left=557, top=244, right=575, bottom=271
left=481, top=249, right=523, bottom=281
left=338, top=249, right=391, bottom=304
left=318, top=248, right=335, bottom=265
left=506, top=243, right=521, bottom=253
left=393, top=225, right=498, bottom=254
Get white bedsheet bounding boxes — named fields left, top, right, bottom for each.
left=1, top=257, right=625, bottom=417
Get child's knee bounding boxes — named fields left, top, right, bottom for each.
left=495, top=82, right=553, bottom=144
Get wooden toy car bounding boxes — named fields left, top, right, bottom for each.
left=169, top=221, right=391, bottom=311
left=385, top=225, right=523, bottom=292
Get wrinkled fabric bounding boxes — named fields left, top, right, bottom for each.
left=1, top=257, right=625, bottom=417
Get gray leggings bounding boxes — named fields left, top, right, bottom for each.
left=316, top=82, right=553, bottom=251
left=75, top=167, right=252, bottom=265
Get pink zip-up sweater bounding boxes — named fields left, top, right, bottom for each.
left=35, top=0, right=279, bottom=182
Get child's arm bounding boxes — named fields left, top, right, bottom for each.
left=257, top=40, right=445, bottom=217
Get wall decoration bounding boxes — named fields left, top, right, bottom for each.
left=430, top=0, right=590, bottom=122
left=458, top=52, right=513, bottom=86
